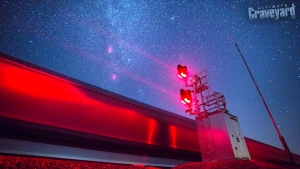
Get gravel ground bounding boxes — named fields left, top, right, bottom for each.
left=1, top=155, right=299, bottom=169
left=0, top=155, right=162, bottom=169
left=174, top=159, right=300, bottom=169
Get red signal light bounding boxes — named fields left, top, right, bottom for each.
left=180, top=89, right=192, bottom=107
left=177, top=64, right=188, bottom=79
left=184, top=97, right=191, bottom=103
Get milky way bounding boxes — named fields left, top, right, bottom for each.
left=0, top=0, right=299, bottom=155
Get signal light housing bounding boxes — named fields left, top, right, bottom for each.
left=180, top=89, right=192, bottom=108
left=177, top=64, right=188, bottom=79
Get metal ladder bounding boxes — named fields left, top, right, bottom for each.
left=193, top=70, right=216, bottom=155
left=197, top=114, right=216, bottom=155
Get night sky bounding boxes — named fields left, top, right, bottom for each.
left=1, top=0, right=299, bottom=155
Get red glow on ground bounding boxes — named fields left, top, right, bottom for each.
left=174, top=159, right=298, bottom=169
left=0, top=155, right=163, bottom=169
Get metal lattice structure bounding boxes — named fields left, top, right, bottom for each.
left=179, top=66, right=251, bottom=161
left=187, top=70, right=228, bottom=155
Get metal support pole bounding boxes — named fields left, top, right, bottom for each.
left=192, top=75, right=201, bottom=115
left=235, top=43, right=295, bottom=164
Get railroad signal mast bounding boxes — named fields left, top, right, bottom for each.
left=177, top=64, right=250, bottom=161
left=177, top=64, right=227, bottom=116
left=178, top=65, right=224, bottom=155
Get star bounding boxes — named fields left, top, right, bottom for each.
left=112, top=73, right=117, bottom=80
left=0, top=0, right=299, bottom=155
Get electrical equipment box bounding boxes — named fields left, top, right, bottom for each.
left=196, top=111, right=251, bottom=162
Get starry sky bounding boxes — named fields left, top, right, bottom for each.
left=1, top=0, right=300, bottom=155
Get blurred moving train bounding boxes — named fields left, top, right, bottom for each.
left=0, top=52, right=299, bottom=165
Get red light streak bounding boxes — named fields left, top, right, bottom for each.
left=147, top=119, right=157, bottom=144
left=1, top=56, right=297, bottom=163
left=0, top=56, right=200, bottom=151
left=0, top=60, right=90, bottom=103
left=77, top=19, right=176, bottom=72
left=169, top=126, right=177, bottom=148
left=37, top=19, right=181, bottom=100
left=84, top=51, right=179, bottom=98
